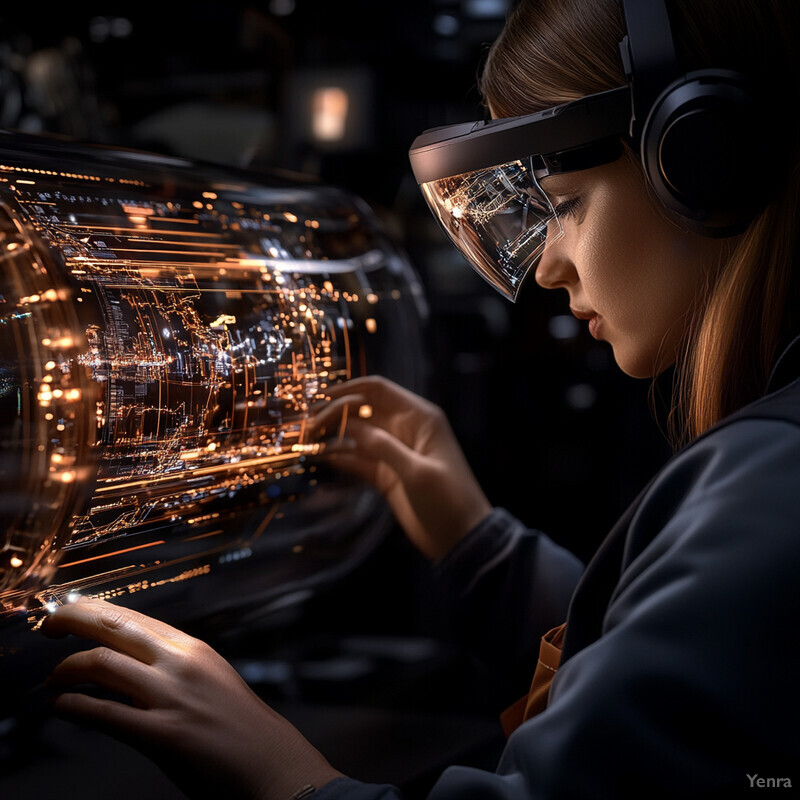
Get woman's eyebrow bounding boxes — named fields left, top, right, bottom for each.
left=540, top=176, right=576, bottom=195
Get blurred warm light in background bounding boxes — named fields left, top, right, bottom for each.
left=311, top=87, right=349, bottom=143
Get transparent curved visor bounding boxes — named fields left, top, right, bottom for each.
left=420, top=157, right=563, bottom=301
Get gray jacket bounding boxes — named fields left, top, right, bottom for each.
left=315, top=345, right=800, bottom=799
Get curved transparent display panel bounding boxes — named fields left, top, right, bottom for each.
left=0, top=131, right=428, bottom=708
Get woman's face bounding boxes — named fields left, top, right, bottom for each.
left=536, top=155, right=728, bottom=378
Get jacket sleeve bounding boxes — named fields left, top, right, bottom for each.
left=427, top=507, right=584, bottom=705
left=430, top=417, right=800, bottom=798
left=314, top=417, right=800, bottom=799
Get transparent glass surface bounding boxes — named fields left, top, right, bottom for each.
left=420, top=157, right=563, bottom=301
left=0, top=133, right=428, bottom=655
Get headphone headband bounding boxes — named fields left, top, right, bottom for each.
left=620, top=0, right=766, bottom=236
left=619, top=0, right=681, bottom=134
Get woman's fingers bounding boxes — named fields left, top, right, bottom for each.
left=308, top=392, right=370, bottom=438
left=38, top=598, right=345, bottom=799
left=52, top=689, right=155, bottom=740
left=43, top=600, right=197, bottom=714
left=48, top=645, right=160, bottom=707
left=325, top=447, right=381, bottom=484
left=328, top=418, right=427, bottom=484
left=42, top=598, right=192, bottom=665
left=310, top=376, right=437, bottom=442
left=309, top=375, right=489, bottom=560
left=323, top=374, right=407, bottom=401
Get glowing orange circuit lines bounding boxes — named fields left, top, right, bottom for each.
left=63, top=221, right=206, bottom=235
left=74, top=262, right=291, bottom=275
left=83, top=284, right=292, bottom=292
left=94, top=450, right=312, bottom=494
left=246, top=503, right=280, bottom=546
left=99, top=247, right=239, bottom=258
left=183, top=528, right=225, bottom=543
left=341, top=306, right=352, bottom=379
left=57, top=539, right=166, bottom=569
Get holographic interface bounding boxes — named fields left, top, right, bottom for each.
left=0, top=132, right=427, bottom=641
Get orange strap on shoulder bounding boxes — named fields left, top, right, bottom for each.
left=500, top=621, right=567, bottom=738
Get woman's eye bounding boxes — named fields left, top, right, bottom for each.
left=553, top=196, right=583, bottom=218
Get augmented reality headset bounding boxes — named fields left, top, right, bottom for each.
left=408, top=0, right=762, bottom=301
left=409, top=89, right=630, bottom=300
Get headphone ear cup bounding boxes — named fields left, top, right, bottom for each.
left=641, top=69, right=762, bottom=236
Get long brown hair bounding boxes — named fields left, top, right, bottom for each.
left=480, top=0, right=800, bottom=446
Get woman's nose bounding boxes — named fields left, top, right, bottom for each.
left=534, top=237, right=577, bottom=290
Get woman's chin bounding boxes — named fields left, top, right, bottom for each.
left=611, top=345, right=672, bottom=380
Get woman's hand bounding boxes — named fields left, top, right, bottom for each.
left=309, top=376, right=492, bottom=561
left=42, top=598, right=343, bottom=800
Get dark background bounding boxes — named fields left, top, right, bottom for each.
left=0, top=3, right=673, bottom=797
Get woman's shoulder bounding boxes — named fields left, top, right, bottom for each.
left=622, top=394, right=800, bottom=578
left=649, top=374, right=800, bottom=507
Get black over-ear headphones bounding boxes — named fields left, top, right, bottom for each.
left=620, top=0, right=769, bottom=237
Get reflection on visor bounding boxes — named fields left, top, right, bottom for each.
left=421, top=157, right=563, bottom=301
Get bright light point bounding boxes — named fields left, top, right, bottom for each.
left=358, top=404, right=373, bottom=419
left=45, top=600, right=58, bottom=613
left=66, top=592, right=81, bottom=603
left=9, top=556, right=23, bottom=568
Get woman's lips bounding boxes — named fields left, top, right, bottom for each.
left=570, top=307, right=601, bottom=339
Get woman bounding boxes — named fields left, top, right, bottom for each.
left=43, top=0, right=800, bottom=797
